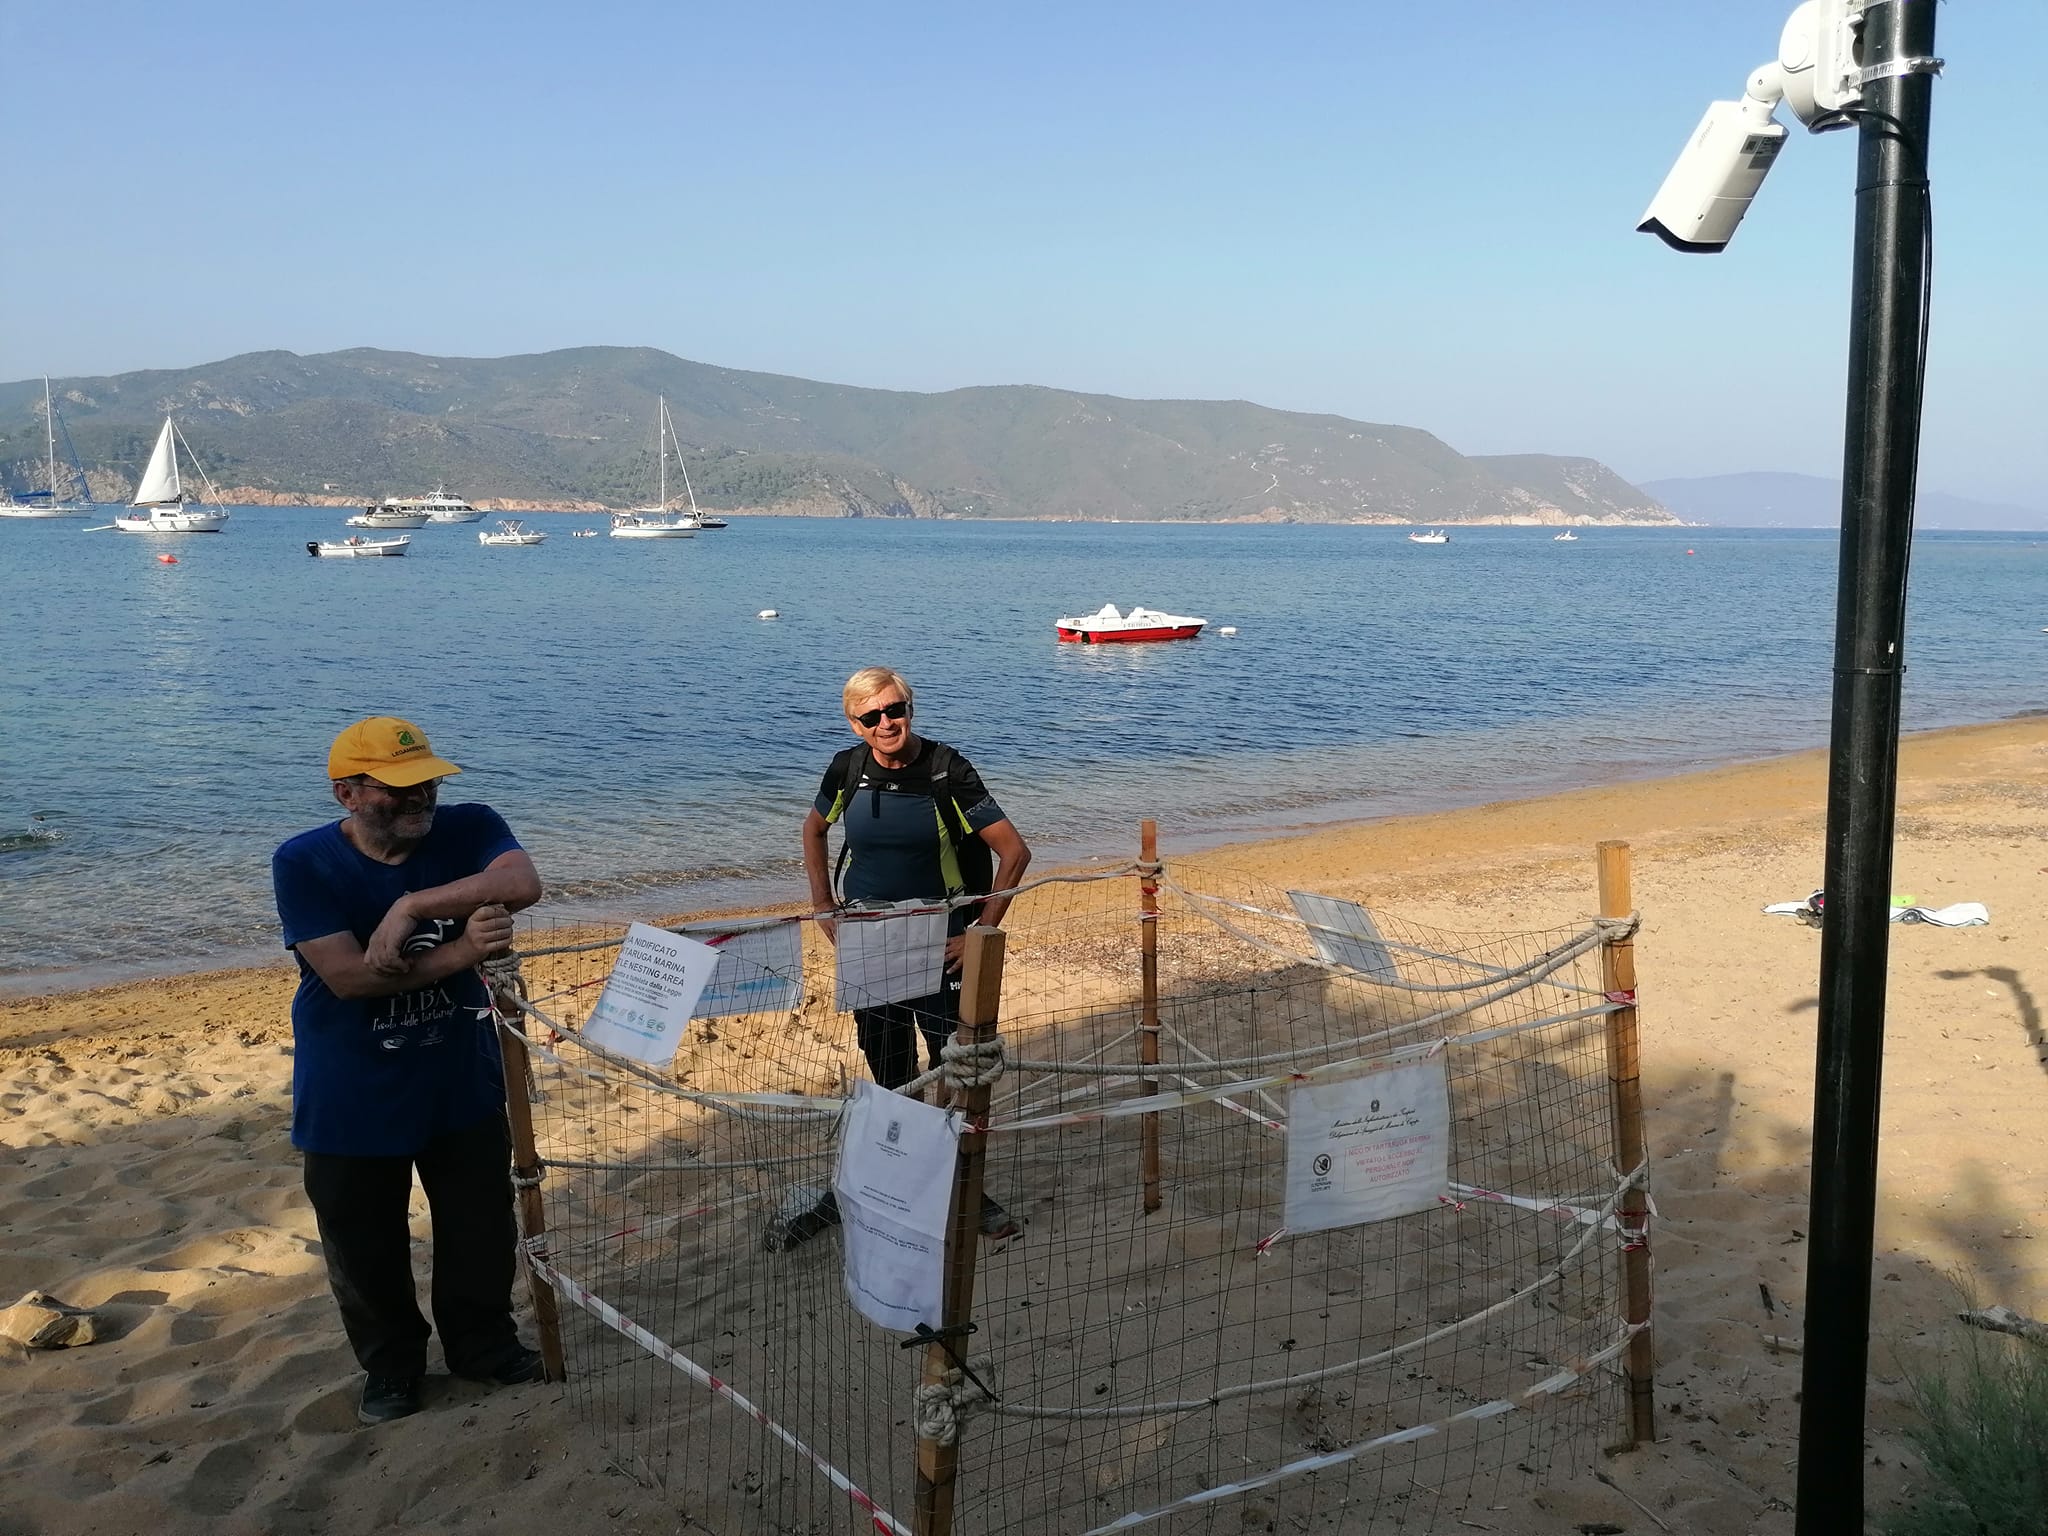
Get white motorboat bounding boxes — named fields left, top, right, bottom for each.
left=1054, top=603, right=1208, bottom=644
left=353, top=488, right=481, bottom=525
left=1407, top=529, right=1450, bottom=545
left=479, top=519, right=546, bottom=546
left=0, top=379, right=95, bottom=518
left=114, top=418, right=230, bottom=533
left=1553, top=529, right=1579, bottom=541
left=347, top=507, right=431, bottom=529
left=570, top=528, right=600, bottom=537
left=613, top=395, right=703, bottom=536
left=307, top=534, right=410, bottom=558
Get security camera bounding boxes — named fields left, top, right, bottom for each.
left=1636, top=71, right=1789, bottom=253
left=1637, top=0, right=1867, bottom=253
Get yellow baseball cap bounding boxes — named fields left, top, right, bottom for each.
left=327, top=716, right=463, bottom=786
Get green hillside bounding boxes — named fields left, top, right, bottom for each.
left=0, top=348, right=1676, bottom=523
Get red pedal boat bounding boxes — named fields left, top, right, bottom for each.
left=1055, top=603, right=1208, bottom=644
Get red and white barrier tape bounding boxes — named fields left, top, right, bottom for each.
left=1080, top=1323, right=1648, bottom=1534
left=524, top=1250, right=909, bottom=1535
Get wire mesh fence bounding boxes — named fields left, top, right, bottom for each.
left=494, top=847, right=1647, bottom=1534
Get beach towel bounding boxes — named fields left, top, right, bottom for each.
left=1763, top=897, right=1989, bottom=927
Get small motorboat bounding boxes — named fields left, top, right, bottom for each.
left=696, top=515, right=730, bottom=529
left=570, top=528, right=600, bottom=538
left=346, top=508, right=430, bottom=529
left=1553, top=529, right=1579, bottom=542
left=479, top=519, right=547, bottom=546
left=1054, top=603, right=1207, bottom=644
left=1407, top=529, right=1450, bottom=544
left=308, top=534, right=409, bottom=558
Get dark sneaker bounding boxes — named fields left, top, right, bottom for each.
left=358, top=1374, right=423, bottom=1426
left=764, top=1186, right=842, bottom=1252
left=456, top=1344, right=546, bottom=1386
left=979, top=1193, right=1020, bottom=1241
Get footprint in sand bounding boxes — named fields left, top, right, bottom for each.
left=174, top=1440, right=267, bottom=1518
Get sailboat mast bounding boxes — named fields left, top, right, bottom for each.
left=657, top=395, right=666, bottom=509
left=43, top=378, right=56, bottom=493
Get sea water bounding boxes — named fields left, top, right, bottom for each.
left=1, top=511, right=2041, bottom=991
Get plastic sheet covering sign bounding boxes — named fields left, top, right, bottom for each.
left=833, top=900, right=948, bottom=1009
left=1284, top=1046, right=1451, bottom=1233
left=579, top=921, right=721, bottom=1068
left=678, top=920, right=803, bottom=1019
left=834, top=1080, right=959, bottom=1331
left=1286, top=891, right=1399, bottom=982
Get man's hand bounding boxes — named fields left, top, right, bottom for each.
left=464, top=903, right=516, bottom=961
left=819, top=916, right=839, bottom=946
left=364, top=898, right=418, bottom=976
left=944, top=933, right=965, bottom=973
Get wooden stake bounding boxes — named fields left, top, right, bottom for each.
left=1139, top=819, right=1163, bottom=1214
left=1596, top=840, right=1655, bottom=1447
left=914, top=925, right=1007, bottom=1536
left=497, top=1010, right=568, bottom=1384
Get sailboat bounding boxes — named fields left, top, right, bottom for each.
left=610, top=396, right=701, bottom=539
left=114, top=418, right=230, bottom=533
left=0, top=378, right=96, bottom=518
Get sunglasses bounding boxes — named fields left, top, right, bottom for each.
left=356, top=776, right=441, bottom=798
left=852, top=700, right=910, bottom=728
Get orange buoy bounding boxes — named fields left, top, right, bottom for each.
left=157, top=553, right=178, bottom=564
left=1685, top=549, right=1695, bottom=556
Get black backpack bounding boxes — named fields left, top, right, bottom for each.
left=824, top=739, right=996, bottom=901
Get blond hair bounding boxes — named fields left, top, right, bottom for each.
left=843, top=666, right=913, bottom=717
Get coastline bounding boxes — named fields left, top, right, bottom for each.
left=2, top=713, right=2043, bottom=1533
left=12, top=716, right=2031, bottom=1003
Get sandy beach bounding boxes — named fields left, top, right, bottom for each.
left=3, top=717, right=2043, bottom=1535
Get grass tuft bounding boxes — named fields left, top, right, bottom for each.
left=1880, top=1319, right=2048, bottom=1536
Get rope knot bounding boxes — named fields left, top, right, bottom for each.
left=481, top=951, right=527, bottom=1010
left=913, top=1368, right=983, bottom=1445
left=941, top=1035, right=1006, bottom=1089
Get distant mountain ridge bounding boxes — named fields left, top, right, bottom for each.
left=1642, top=472, right=2046, bottom=531
left=0, top=347, right=1677, bottom=524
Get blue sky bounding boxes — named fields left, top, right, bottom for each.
left=5, top=1, right=2040, bottom=506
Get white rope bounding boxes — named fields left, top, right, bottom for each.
left=1079, top=1321, right=1650, bottom=1534
left=940, top=1035, right=1005, bottom=1089
left=510, top=861, right=1145, bottom=960
left=1163, top=872, right=1633, bottom=999
left=911, top=1368, right=984, bottom=1446
left=1001, top=997, right=1619, bottom=1083
left=990, top=1160, right=1647, bottom=1420
left=498, top=1002, right=845, bottom=1120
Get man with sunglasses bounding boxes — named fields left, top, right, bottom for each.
left=272, top=716, right=545, bottom=1427
left=789, top=668, right=1030, bottom=1243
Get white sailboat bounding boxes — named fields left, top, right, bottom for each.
left=610, top=396, right=701, bottom=539
left=115, top=418, right=229, bottom=533
left=0, top=378, right=95, bottom=518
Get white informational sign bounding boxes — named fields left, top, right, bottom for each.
left=1287, top=891, right=1399, bottom=982
left=834, top=1080, right=960, bottom=1331
left=1284, top=1051, right=1451, bottom=1233
left=580, top=922, right=722, bottom=1067
left=833, top=901, right=949, bottom=1009
left=680, top=921, right=804, bottom=1019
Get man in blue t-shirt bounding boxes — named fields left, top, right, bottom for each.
left=273, top=715, right=545, bottom=1427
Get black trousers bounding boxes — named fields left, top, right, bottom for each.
left=853, top=976, right=961, bottom=1090
left=301, top=1110, right=520, bottom=1379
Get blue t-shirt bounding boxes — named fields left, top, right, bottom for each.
left=272, top=802, right=521, bottom=1157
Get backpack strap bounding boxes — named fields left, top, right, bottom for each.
left=823, top=743, right=872, bottom=900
